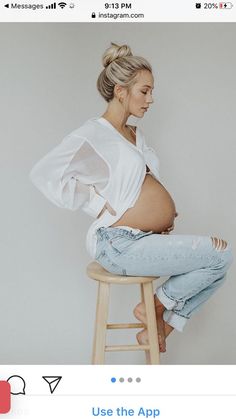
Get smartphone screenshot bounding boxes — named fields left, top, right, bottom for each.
left=0, top=0, right=235, bottom=417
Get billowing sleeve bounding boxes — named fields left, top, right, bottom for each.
left=141, top=135, right=161, bottom=181
left=29, top=134, right=109, bottom=218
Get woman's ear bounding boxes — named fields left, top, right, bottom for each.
left=114, top=84, right=125, bottom=102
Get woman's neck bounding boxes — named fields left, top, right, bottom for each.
left=101, top=101, right=131, bottom=130
left=101, top=113, right=136, bottom=144
left=101, top=113, right=128, bottom=130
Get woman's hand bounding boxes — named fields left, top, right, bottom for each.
left=161, top=224, right=174, bottom=235
left=94, top=186, right=117, bottom=219
left=97, top=201, right=117, bottom=218
left=161, top=212, right=178, bottom=235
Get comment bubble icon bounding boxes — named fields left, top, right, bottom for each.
left=7, top=375, right=26, bottom=395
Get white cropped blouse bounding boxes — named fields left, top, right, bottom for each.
left=29, top=117, right=161, bottom=259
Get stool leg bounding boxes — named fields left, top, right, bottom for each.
left=143, top=282, right=160, bottom=365
left=92, top=281, right=110, bottom=364
left=140, top=284, right=151, bottom=365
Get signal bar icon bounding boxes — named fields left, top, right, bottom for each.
left=46, top=2, right=56, bottom=8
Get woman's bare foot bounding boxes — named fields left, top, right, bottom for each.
left=133, top=297, right=174, bottom=352
left=134, top=298, right=167, bottom=352
left=133, top=302, right=147, bottom=324
left=136, top=328, right=166, bottom=352
left=154, top=299, right=166, bottom=352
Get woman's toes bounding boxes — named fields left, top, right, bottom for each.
left=136, top=329, right=166, bottom=353
left=158, top=333, right=166, bottom=353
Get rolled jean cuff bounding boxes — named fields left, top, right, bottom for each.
left=156, top=286, right=177, bottom=310
left=163, top=310, right=188, bottom=332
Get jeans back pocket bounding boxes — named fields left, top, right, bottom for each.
left=108, top=235, right=134, bottom=255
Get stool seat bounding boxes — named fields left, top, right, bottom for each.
left=87, top=261, right=157, bottom=284
left=87, top=261, right=161, bottom=365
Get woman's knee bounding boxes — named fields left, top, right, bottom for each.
left=211, top=237, right=228, bottom=251
left=211, top=237, right=233, bottom=267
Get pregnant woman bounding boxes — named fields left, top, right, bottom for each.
left=30, top=42, right=233, bottom=355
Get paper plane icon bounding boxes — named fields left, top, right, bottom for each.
left=42, top=376, right=62, bottom=394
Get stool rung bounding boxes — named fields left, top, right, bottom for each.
left=107, top=322, right=145, bottom=330
left=105, top=344, right=150, bottom=352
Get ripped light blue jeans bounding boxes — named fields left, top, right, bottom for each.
left=95, top=226, right=233, bottom=332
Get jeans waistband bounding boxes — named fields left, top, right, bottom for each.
left=96, top=226, right=153, bottom=241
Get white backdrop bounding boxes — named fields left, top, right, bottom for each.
left=0, top=23, right=235, bottom=364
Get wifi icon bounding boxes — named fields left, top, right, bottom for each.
left=58, top=2, right=67, bottom=8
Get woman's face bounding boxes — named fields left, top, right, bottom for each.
left=125, top=70, right=154, bottom=117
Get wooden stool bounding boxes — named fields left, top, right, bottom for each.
left=87, top=261, right=160, bottom=365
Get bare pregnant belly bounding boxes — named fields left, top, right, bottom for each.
left=111, top=174, right=176, bottom=232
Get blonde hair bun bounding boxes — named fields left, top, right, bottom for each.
left=102, top=42, right=133, bottom=68
left=97, top=42, right=152, bottom=103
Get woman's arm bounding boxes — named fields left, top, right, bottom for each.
left=29, top=134, right=110, bottom=218
left=140, top=133, right=161, bottom=182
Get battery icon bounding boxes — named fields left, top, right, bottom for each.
left=219, top=2, right=233, bottom=8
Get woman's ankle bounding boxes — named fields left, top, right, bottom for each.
left=164, top=322, right=174, bottom=337
left=154, top=294, right=165, bottom=312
